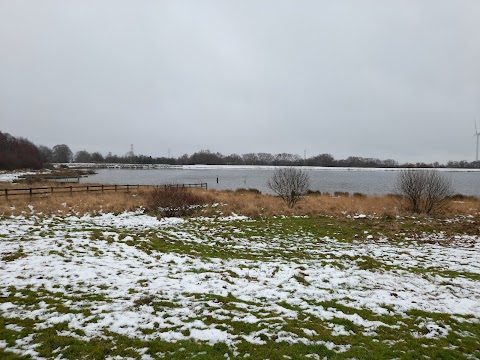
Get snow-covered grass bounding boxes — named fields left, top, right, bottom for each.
left=0, top=171, right=40, bottom=183
left=1, top=210, right=479, bottom=359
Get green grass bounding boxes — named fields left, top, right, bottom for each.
left=2, top=246, right=26, bottom=262
left=1, top=290, right=478, bottom=359
left=1, top=213, right=479, bottom=359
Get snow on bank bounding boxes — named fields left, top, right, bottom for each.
left=0, top=171, right=38, bottom=183
left=53, top=163, right=480, bottom=172
left=0, top=211, right=479, bottom=357
left=181, top=165, right=480, bottom=172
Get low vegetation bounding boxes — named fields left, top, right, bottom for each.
left=146, top=186, right=208, bottom=217
left=0, top=181, right=478, bottom=359
left=267, top=167, right=310, bottom=208
left=0, top=198, right=479, bottom=359
left=0, top=182, right=478, bottom=218
left=395, top=169, right=454, bottom=214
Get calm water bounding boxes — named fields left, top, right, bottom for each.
left=81, top=166, right=480, bottom=196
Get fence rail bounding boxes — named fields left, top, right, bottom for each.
left=20, top=175, right=81, bottom=183
left=0, top=183, right=208, bottom=199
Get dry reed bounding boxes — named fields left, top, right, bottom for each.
left=0, top=185, right=147, bottom=217
left=199, top=190, right=405, bottom=217
left=0, top=183, right=478, bottom=218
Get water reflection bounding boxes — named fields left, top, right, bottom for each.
left=81, top=167, right=480, bottom=196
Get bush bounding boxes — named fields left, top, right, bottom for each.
left=395, top=169, right=453, bottom=214
left=449, top=194, right=477, bottom=201
left=235, top=188, right=261, bottom=194
left=267, top=167, right=310, bottom=208
left=146, top=186, right=206, bottom=217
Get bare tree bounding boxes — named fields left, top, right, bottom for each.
left=38, top=145, right=53, bottom=164
left=188, top=150, right=225, bottom=165
left=395, top=170, right=425, bottom=213
left=422, top=171, right=454, bottom=214
left=52, top=144, right=73, bottom=163
left=267, top=167, right=310, bottom=208
left=395, top=169, right=453, bottom=214
left=0, top=131, right=43, bottom=170
left=74, top=150, right=92, bottom=163
left=91, top=152, right=105, bottom=163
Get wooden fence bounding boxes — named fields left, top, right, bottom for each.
left=20, top=175, right=81, bottom=183
left=0, top=183, right=208, bottom=199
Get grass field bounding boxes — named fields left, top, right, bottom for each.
left=1, top=191, right=479, bottom=359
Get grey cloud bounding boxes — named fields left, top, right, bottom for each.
left=1, top=0, right=479, bottom=162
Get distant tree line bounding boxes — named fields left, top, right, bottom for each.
left=2, top=130, right=480, bottom=170
left=79, top=149, right=478, bottom=169
left=63, top=148, right=480, bottom=169
left=0, top=131, right=43, bottom=170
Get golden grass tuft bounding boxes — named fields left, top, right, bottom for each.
left=0, top=182, right=478, bottom=218
left=194, top=189, right=479, bottom=218
left=0, top=186, right=147, bottom=217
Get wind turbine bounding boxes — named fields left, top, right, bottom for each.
left=475, top=120, right=480, bottom=162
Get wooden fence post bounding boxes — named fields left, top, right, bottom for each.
left=1, top=182, right=206, bottom=199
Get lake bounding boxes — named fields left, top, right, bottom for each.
left=80, top=166, right=480, bottom=196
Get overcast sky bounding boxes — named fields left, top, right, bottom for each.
left=1, top=1, right=479, bottom=163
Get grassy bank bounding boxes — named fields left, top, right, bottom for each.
left=0, top=185, right=479, bottom=359
left=0, top=183, right=478, bottom=218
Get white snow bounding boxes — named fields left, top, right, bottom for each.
left=0, top=171, right=38, bottom=183
left=180, top=165, right=480, bottom=173
left=0, top=210, right=479, bottom=358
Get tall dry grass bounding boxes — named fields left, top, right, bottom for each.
left=0, top=183, right=478, bottom=218
left=199, top=190, right=401, bottom=217
left=0, top=185, right=147, bottom=217
left=176, top=189, right=479, bottom=218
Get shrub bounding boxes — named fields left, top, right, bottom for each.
left=449, top=194, right=477, bottom=201
left=395, top=169, right=453, bottom=214
left=267, top=167, right=310, bottom=208
left=235, top=188, right=261, bottom=194
left=146, top=186, right=206, bottom=217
